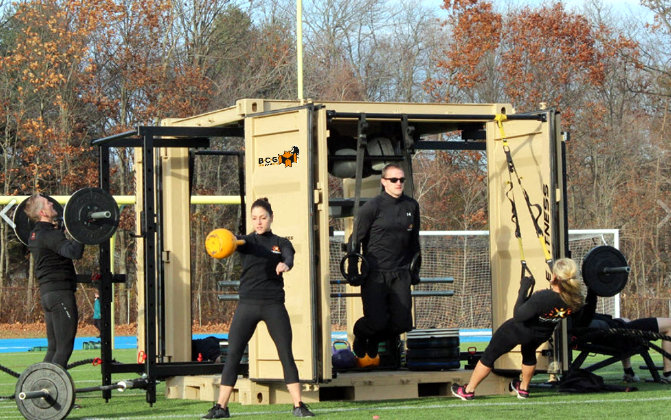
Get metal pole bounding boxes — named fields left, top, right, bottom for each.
left=296, top=0, right=304, bottom=100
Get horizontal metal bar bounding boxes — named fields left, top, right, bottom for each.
left=414, top=141, right=486, bottom=151
left=76, top=383, right=124, bottom=393
left=217, top=294, right=240, bottom=301
left=89, top=211, right=111, bottom=219
left=90, top=137, right=212, bottom=148
left=0, top=195, right=241, bottom=205
left=330, top=277, right=453, bottom=285
left=138, top=126, right=243, bottom=138
left=328, top=155, right=406, bottom=161
left=18, top=390, right=49, bottom=400
left=411, top=290, right=454, bottom=297
left=104, top=363, right=145, bottom=375
left=602, top=266, right=630, bottom=274
left=77, top=274, right=126, bottom=284
left=217, top=281, right=240, bottom=287
left=90, top=129, right=138, bottom=146
left=195, top=150, right=243, bottom=156
left=331, top=290, right=454, bottom=298
left=327, top=111, right=545, bottom=122
left=419, top=277, right=454, bottom=283
left=151, top=362, right=225, bottom=378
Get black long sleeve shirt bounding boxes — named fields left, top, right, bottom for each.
left=513, top=281, right=573, bottom=338
left=27, top=221, right=84, bottom=294
left=353, top=192, right=420, bottom=272
left=236, top=231, right=294, bottom=303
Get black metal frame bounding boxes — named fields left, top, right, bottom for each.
left=91, top=125, right=243, bottom=404
left=89, top=110, right=555, bottom=404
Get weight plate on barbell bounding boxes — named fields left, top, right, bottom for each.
left=15, top=362, right=75, bottom=420
left=13, top=195, right=64, bottom=246
left=64, top=187, right=119, bottom=244
left=582, top=245, right=630, bottom=297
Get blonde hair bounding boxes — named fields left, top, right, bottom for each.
left=551, top=258, right=587, bottom=311
left=23, top=194, right=44, bottom=223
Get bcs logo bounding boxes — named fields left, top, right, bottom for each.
left=258, top=146, right=300, bottom=167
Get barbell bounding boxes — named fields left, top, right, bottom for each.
left=581, top=245, right=630, bottom=297
left=13, top=187, right=119, bottom=245
left=14, top=362, right=146, bottom=420
left=339, top=244, right=629, bottom=298
left=205, top=228, right=245, bottom=259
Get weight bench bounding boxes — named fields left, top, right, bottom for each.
left=569, top=327, right=665, bottom=382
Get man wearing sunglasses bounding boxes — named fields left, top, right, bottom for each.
left=351, top=163, right=421, bottom=365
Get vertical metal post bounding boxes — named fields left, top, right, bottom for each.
left=155, top=146, right=165, bottom=361
left=98, top=145, right=113, bottom=401
left=142, top=129, right=157, bottom=405
left=237, top=153, right=246, bottom=234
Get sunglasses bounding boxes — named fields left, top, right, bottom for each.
left=383, top=177, right=406, bottom=184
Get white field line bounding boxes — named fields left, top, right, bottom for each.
left=0, top=395, right=667, bottom=419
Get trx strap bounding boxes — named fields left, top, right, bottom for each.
left=400, top=115, right=416, bottom=197
left=349, top=114, right=368, bottom=255
left=339, top=115, right=370, bottom=286
left=495, top=114, right=552, bottom=294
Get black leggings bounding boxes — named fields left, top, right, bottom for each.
left=220, top=301, right=299, bottom=386
left=353, top=270, right=412, bottom=345
left=479, top=319, right=548, bottom=367
left=41, top=290, right=78, bottom=368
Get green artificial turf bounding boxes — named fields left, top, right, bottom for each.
left=1, top=344, right=670, bottom=419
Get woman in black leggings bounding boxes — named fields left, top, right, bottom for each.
left=24, top=194, right=84, bottom=368
left=203, top=198, right=314, bottom=419
left=451, top=258, right=587, bottom=400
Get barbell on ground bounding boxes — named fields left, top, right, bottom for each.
left=13, top=187, right=119, bottom=245
left=581, top=245, right=630, bottom=297
left=205, top=228, right=245, bottom=259
left=15, top=362, right=146, bottom=420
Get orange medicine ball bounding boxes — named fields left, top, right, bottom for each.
left=205, top=228, right=243, bottom=259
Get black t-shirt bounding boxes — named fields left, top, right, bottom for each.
left=353, top=192, right=420, bottom=271
left=514, top=285, right=573, bottom=338
left=236, top=231, right=294, bottom=303
left=27, top=221, right=84, bottom=294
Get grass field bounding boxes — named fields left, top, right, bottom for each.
left=1, top=344, right=670, bottom=419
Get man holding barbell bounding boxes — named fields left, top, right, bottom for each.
left=24, top=193, right=84, bottom=369
left=351, top=163, right=421, bottom=365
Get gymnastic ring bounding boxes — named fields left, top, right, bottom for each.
left=339, top=252, right=370, bottom=286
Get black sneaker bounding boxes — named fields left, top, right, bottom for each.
left=203, top=404, right=230, bottom=419
left=451, top=383, right=475, bottom=401
left=293, top=401, right=315, bottom=417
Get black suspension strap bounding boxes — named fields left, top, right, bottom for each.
left=349, top=113, right=368, bottom=255
left=340, top=115, right=370, bottom=285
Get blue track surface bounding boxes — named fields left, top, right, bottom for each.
left=0, top=329, right=491, bottom=353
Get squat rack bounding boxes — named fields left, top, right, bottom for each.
left=91, top=125, right=243, bottom=404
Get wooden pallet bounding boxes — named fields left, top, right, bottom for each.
left=165, top=369, right=511, bottom=404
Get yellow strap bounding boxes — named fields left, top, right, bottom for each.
left=537, top=235, right=553, bottom=263
left=497, top=112, right=552, bottom=265
left=495, top=114, right=508, bottom=143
